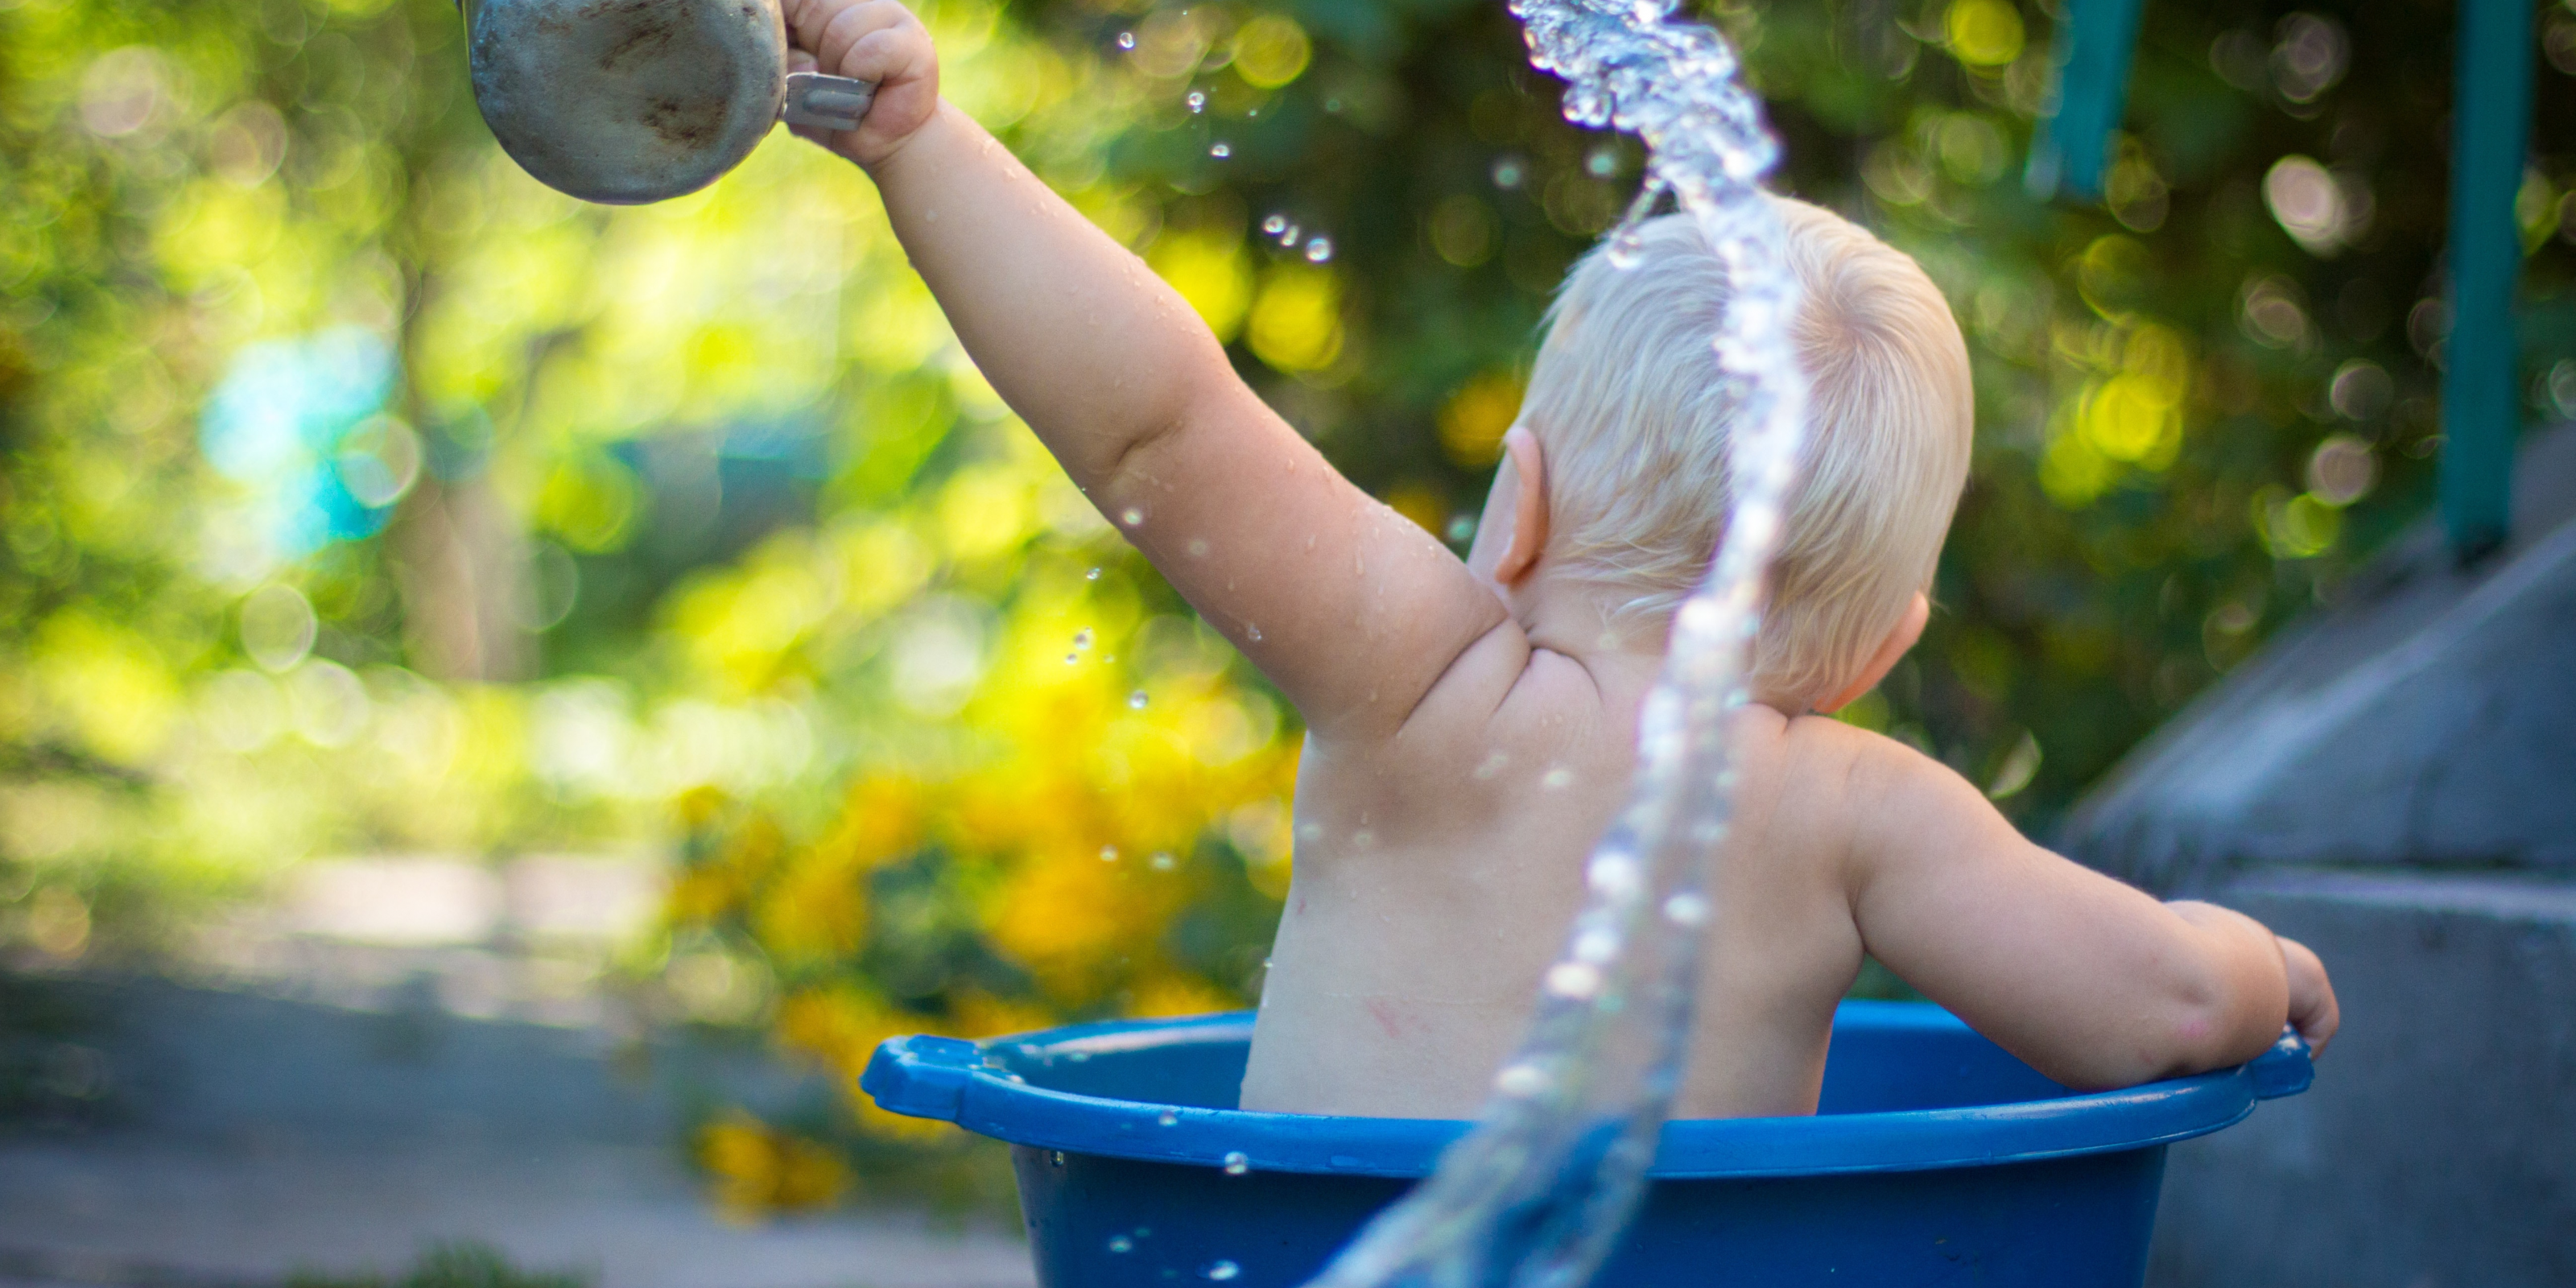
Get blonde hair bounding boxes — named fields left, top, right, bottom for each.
left=1519, top=197, right=1973, bottom=708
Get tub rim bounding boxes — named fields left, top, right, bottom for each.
left=861, top=1001, right=2313, bottom=1180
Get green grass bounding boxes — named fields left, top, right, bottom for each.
left=287, top=1243, right=588, bottom=1288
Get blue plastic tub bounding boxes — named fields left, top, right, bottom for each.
left=865, top=1001, right=2313, bottom=1287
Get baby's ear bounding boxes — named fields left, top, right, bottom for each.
left=1492, top=427, right=1549, bottom=586
left=1816, top=592, right=1929, bottom=714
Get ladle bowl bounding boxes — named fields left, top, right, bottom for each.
left=463, top=0, right=873, bottom=204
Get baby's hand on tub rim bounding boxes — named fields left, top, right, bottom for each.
left=2279, top=935, right=2338, bottom=1056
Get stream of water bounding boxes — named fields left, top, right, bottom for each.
left=1299, top=1, right=1809, bottom=1284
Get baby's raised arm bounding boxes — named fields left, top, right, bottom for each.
left=1830, top=729, right=2336, bottom=1089
left=786, top=0, right=1506, bottom=741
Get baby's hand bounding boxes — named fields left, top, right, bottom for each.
left=2279, top=935, right=2338, bottom=1055
left=781, top=0, right=939, bottom=167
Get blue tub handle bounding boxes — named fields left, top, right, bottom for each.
left=2247, top=1026, right=2314, bottom=1100
left=861, top=1034, right=980, bottom=1121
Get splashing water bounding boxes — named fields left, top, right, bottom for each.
left=1298, top=0, right=1808, bottom=1285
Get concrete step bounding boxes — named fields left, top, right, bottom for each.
left=0, top=974, right=1030, bottom=1288
left=2150, top=869, right=2576, bottom=1288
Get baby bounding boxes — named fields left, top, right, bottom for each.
left=784, top=0, right=2339, bottom=1119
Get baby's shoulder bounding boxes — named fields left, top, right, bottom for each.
left=1336, top=637, right=1635, bottom=790
left=1773, top=709, right=1939, bottom=771
left=1756, top=710, right=1960, bottom=819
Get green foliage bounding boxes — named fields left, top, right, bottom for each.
left=287, top=1242, right=588, bottom=1288
left=995, top=0, right=2576, bottom=827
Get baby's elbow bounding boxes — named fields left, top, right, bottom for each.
left=2153, top=976, right=2285, bottom=1080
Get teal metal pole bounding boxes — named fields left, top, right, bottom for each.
left=2440, top=0, right=2534, bottom=561
left=2025, top=0, right=2145, bottom=200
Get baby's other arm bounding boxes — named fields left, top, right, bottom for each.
left=786, top=0, right=1506, bottom=742
left=1820, top=724, right=2333, bottom=1089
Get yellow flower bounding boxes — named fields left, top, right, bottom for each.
left=1249, top=267, right=1344, bottom=373
left=1149, top=231, right=1254, bottom=342
left=666, top=866, right=740, bottom=925
left=1127, top=971, right=1240, bottom=1019
left=697, top=1113, right=849, bottom=1218
left=1945, top=0, right=2025, bottom=68
left=1231, top=15, right=1312, bottom=89
left=986, top=845, right=1184, bottom=1003
left=753, top=855, right=870, bottom=968
left=774, top=986, right=956, bottom=1138
left=1436, top=372, right=1524, bottom=468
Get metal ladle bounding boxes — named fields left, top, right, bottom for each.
left=461, top=0, right=877, bottom=205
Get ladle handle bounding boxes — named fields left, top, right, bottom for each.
left=782, top=72, right=878, bottom=132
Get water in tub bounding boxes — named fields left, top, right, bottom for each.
left=1290, top=0, right=1810, bottom=1284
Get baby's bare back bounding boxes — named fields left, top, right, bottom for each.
left=1240, top=642, right=1871, bottom=1120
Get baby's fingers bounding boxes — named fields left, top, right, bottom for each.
left=2279, top=936, right=2338, bottom=1056
left=840, top=23, right=931, bottom=92
left=778, top=0, right=937, bottom=166
left=795, top=0, right=917, bottom=80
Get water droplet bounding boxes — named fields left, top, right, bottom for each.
left=1663, top=893, right=1711, bottom=927
left=1209, top=142, right=1232, bottom=158
left=1494, top=1062, right=1551, bottom=1097
left=1572, top=930, right=1618, bottom=964
left=1150, top=852, right=1176, bottom=871
left=1073, top=628, right=1094, bottom=650
left=1541, top=766, right=1575, bottom=789
left=1186, top=91, right=1206, bottom=113
left=1587, top=853, right=1641, bottom=896
left=1276, top=221, right=1300, bottom=246
left=1108, top=1235, right=1134, bottom=1253
left=1202, top=1261, right=1241, bottom=1282
left=1261, top=214, right=1287, bottom=236
left=1472, top=751, right=1509, bottom=780
left=1157, top=1109, right=1179, bottom=1126
left=1121, top=507, right=1145, bottom=526
left=1117, top=30, right=1135, bottom=48
left=1303, top=237, right=1333, bottom=262
left=1222, top=1151, right=1250, bottom=1175
left=1100, top=845, right=1120, bottom=862
left=1066, top=653, right=1081, bottom=665
left=1129, top=690, right=1150, bottom=709
left=1545, top=962, right=1603, bottom=998
left=1245, top=624, right=1263, bottom=642
left=1051, top=1150, right=1067, bottom=1166
left=1086, top=566, right=1102, bottom=580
